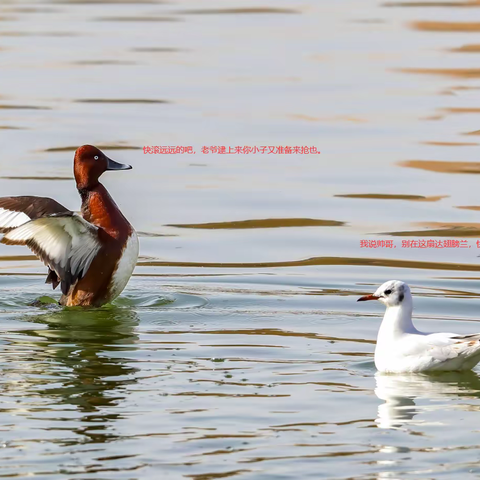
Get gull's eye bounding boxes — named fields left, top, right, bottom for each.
left=384, top=289, right=392, bottom=295
left=94, top=155, right=99, bottom=160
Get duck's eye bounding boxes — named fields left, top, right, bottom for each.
left=94, top=155, right=99, bottom=160
left=384, top=289, right=392, bottom=295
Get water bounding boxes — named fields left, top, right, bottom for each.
left=2, top=0, right=480, bottom=478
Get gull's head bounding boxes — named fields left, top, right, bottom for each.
left=357, top=280, right=410, bottom=308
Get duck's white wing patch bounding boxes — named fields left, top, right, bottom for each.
left=2, top=213, right=101, bottom=295
left=0, top=207, right=31, bottom=231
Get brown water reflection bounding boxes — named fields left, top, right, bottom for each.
left=334, top=193, right=447, bottom=202
left=398, top=68, right=480, bottom=78
left=0, top=104, right=50, bottom=110
left=386, top=222, right=480, bottom=236
left=411, top=21, right=480, bottom=31
left=441, top=108, right=480, bottom=114
left=451, top=44, right=480, bottom=52
left=147, top=328, right=376, bottom=345
left=139, top=256, right=480, bottom=272
left=456, top=206, right=480, bottom=211
left=168, top=219, right=345, bottom=229
left=400, top=160, right=480, bottom=174
left=185, top=470, right=251, bottom=480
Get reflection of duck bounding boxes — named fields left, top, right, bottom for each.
left=375, top=371, right=480, bottom=429
left=0, top=307, right=139, bottom=444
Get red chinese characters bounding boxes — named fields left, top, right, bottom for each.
left=144, top=146, right=321, bottom=155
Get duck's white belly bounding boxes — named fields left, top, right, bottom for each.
left=109, top=231, right=139, bottom=301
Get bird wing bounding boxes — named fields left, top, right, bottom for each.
left=403, top=332, right=480, bottom=368
left=1, top=213, right=102, bottom=295
left=0, top=196, right=71, bottom=233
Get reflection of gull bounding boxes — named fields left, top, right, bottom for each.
left=358, top=280, right=480, bottom=373
left=375, top=371, right=480, bottom=429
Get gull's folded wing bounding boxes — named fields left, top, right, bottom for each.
left=404, top=332, right=480, bottom=367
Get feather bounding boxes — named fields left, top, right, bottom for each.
left=0, top=196, right=70, bottom=233
left=2, top=213, right=101, bottom=295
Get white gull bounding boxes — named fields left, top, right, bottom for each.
left=358, top=280, right=480, bottom=373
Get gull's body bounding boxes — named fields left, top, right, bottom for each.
left=358, top=280, right=480, bottom=373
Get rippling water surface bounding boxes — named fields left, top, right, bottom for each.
left=3, top=0, right=480, bottom=478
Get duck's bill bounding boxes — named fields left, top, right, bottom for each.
left=357, top=294, right=379, bottom=302
left=106, top=157, right=132, bottom=171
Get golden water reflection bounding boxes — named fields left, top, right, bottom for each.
left=167, top=218, right=345, bottom=229
left=399, top=160, right=480, bottom=174
left=335, top=194, right=447, bottom=202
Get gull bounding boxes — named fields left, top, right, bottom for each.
left=358, top=280, right=480, bottom=373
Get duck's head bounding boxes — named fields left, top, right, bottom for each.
left=357, top=280, right=411, bottom=308
left=74, top=145, right=132, bottom=190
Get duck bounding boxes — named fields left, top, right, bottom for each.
left=358, top=280, right=480, bottom=373
left=0, top=145, right=139, bottom=307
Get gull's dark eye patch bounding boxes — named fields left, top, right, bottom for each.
left=384, top=289, right=392, bottom=295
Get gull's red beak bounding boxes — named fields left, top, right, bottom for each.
left=357, top=294, right=379, bottom=302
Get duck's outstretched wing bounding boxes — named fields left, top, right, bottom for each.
left=0, top=196, right=76, bottom=290
left=1, top=213, right=102, bottom=295
left=0, top=196, right=70, bottom=233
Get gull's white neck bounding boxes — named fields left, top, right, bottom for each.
left=377, top=298, right=418, bottom=344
